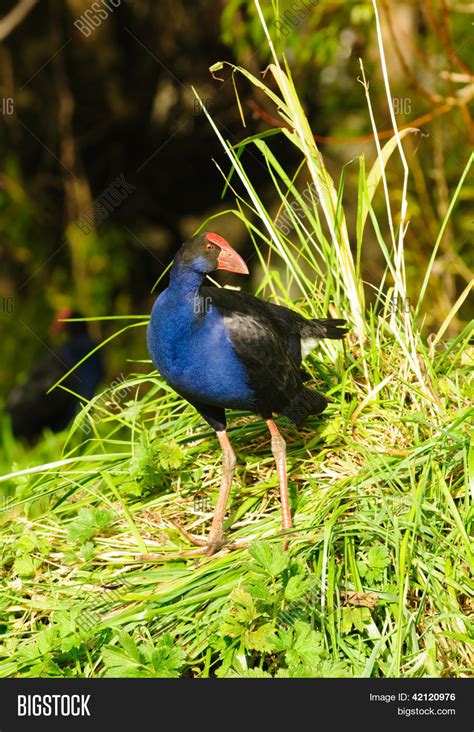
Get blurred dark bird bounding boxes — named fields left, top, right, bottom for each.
left=147, top=233, right=347, bottom=555
left=5, top=309, right=104, bottom=442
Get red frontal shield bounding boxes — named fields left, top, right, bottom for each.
left=205, top=233, right=249, bottom=275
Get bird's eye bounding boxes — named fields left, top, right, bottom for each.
left=205, top=243, right=216, bottom=251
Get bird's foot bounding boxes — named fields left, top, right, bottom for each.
left=170, top=520, right=248, bottom=557
left=138, top=537, right=250, bottom=563
left=170, top=520, right=208, bottom=547
left=204, top=532, right=226, bottom=556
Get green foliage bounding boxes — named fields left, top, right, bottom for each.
left=341, top=607, right=371, bottom=635
left=211, top=549, right=351, bottom=677
left=126, top=432, right=186, bottom=497
left=4, top=611, right=88, bottom=678
left=66, top=507, right=117, bottom=544
left=103, top=632, right=186, bottom=678
left=248, top=540, right=289, bottom=576
left=357, top=544, right=390, bottom=585
left=220, top=0, right=356, bottom=70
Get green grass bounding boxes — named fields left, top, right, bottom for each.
left=0, top=1, right=472, bottom=678
left=0, top=343, right=471, bottom=677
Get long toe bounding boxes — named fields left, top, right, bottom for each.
left=205, top=531, right=226, bottom=555
left=171, top=520, right=208, bottom=547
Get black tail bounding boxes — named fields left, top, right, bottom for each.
left=311, top=318, right=349, bottom=340
left=280, top=388, right=328, bottom=427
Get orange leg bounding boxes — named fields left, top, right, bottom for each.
left=266, top=419, right=292, bottom=549
left=205, top=430, right=236, bottom=554
left=173, top=430, right=236, bottom=555
left=172, top=423, right=292, bottom=558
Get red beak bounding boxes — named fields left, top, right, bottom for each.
left=205, top=233, right=249, bottom=275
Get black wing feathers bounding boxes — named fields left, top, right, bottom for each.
left=202, top=287, right=302, bottom=417
left=201, top=287, right=346, bottom=420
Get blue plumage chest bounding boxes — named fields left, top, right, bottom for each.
left=147, top=285, right=254, bottom=409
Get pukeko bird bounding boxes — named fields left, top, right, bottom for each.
left=5, top=309, right=104, bottom=441
left=147, top=233, right=347, bottom=555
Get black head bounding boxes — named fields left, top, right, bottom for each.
left=175, top=232, right=248, bottom=275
